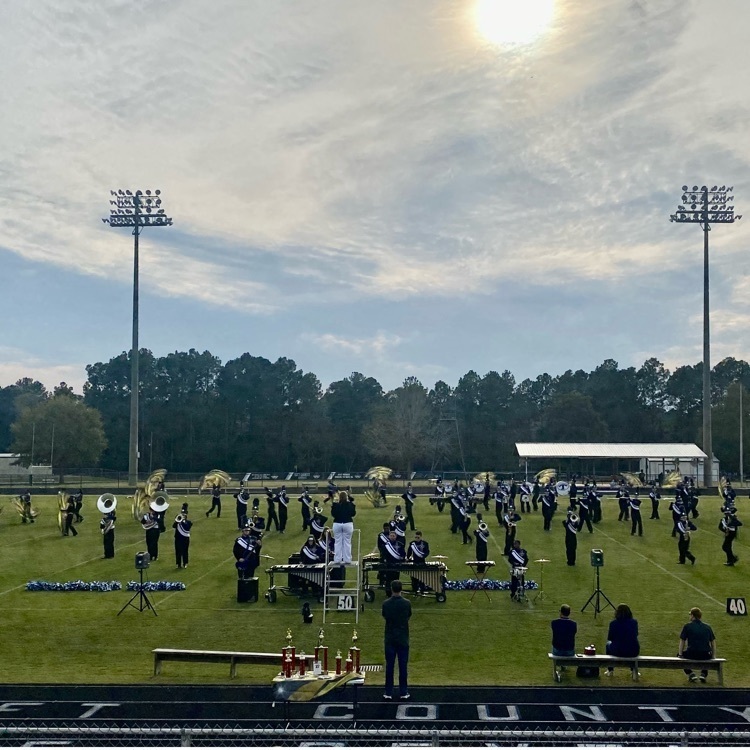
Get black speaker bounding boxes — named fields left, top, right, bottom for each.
left=135, top=551, right=151, bottom=570
left=590, top=549, right=604, bottom=568
left=237, top=577, right=259, bottom=603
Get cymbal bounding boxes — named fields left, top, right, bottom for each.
left=432, top=555, right=448, bottom=559
left=534, top=558, right=550, bottom=563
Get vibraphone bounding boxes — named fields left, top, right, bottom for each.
left=264, top=563, right=327, bottom=604
left=361, top=559, right=448, bottom=603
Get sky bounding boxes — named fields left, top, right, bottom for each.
left=1, top=0, right=749, bottom=396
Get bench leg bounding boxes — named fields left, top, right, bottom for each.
left=718, top=664, right=723, bottom=686
left=154, top=657, right=162, bottom=676
left=230, top=657, right=237, bottom=679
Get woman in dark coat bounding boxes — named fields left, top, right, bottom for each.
left=605, top=603, right=640, bottom=676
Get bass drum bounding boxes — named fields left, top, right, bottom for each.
left=556, top=481, right=570, bottom=496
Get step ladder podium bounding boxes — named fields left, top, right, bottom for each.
left=322, top=529, right=361, bottom=625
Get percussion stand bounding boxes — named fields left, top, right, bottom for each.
left=466, top=561, right=492, bottom=603
left=533, top=559, right=550, bottom=602
left=581, top=566, right=614, bottom=618
left=117, top=568, right=157, bottom=617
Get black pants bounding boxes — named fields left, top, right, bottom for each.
left=301, top=507, right=311, bottom=530
left=503, top=530, right=515, bottom=556
left=64, top=514, right=78, bottom=536
left=532, top=494, right=539, bottom=511
left=722, top=534, right=738, bottom=564
left=565, top=535, right=577, bottom=565
left=460, top=520, right=471, bottom=544
left=580, top=511, right=593, bottom=533
left=405, top=506, right=415, bottom=531
left=650, top=499, right=659, bottom=519
left=682, top=649, right=711, bottom=678
left=207, top=498, right=221, bottom=517
left=450, top=507, right=459, bottom=533
left=267, top=506, right=280, bottom=531
left=175, top=535, right=190, bottom=567
left=630, top=512, right=643, bottom=536
left=103, top=530, right=115, bottom=558
left=146, top=528, right=160, bottom=560
left=236, top=504, right=248, bottom=530
left=278, top=505, right=288, bottom=532
left=678, top=537, right=695, bottom=564
left=618, top=501, right=630, bottom=521
left=543, top=509, right=553, bottom=530
left=671, top=515, right=681, bottom=537
left=75, top=502, right=83, bottom=522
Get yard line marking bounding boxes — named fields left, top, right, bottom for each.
left=154, top=556, right=235, bottom=608
left=0, top=540, right=142, bottom=598
left=594, top=527, right=724, bottom=607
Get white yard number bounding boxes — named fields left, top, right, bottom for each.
left=727, top=597, right=747, bottom=616
left=337, top=595, right=354, bottom=611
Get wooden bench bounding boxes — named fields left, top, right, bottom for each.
left=153, top=648, right=314, bottom=678
left=548, top=653, right=725, bottom=685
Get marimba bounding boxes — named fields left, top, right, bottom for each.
left=265, top=563, right=327, bottom=604
left=361, top=560, right=448, bottom=603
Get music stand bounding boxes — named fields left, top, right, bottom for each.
left=465, top=560, right=494, bottom=603
left=533, top=559, right=550, bottom=602
left=117, top=567, right=157, bottom=617
left=581, top=565, right=614, bottom=618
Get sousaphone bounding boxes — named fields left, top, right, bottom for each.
left=131, top=488, right=151, bottom=521
left=556, top=481, right=570, bottom=496
left=149, top=492, right=170, bottom=513
left=97, top=493, right=118, bottom=514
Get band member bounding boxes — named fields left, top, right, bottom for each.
left=677, top=515, right=697, bottom=565
left=518, top=481, right=533, bottom=514
left=686, top=485, right=700, bottom=519
left=276, top=485, right=289, bottom=533
left=482, top=477, right=491, bottom=511
left=431, top=478, right=446, bottom=512
left=509, top=539, right=529, bottom=600
left=648, top=485, right=661, bottom=519
left=474, top=521, right=490, bottom=573
left=722, top=480, right=737, bottom=508
left=382, top=530, right=405, bottom=596
left=541, top=487, right=556, bottom=531
left=233, top=525, right=262, bottom=579
left=310, top=505, right=328, bottom=542
left=670, top=496, right=686, bottom=538
left=458, top=502, right=472, bottom=544
left=407, top=530, right=430, bottom=563
left=299, top=487, right=313, bottom=531
left=502, top=510, right=517, bottom=556
left=206, top=482, right=222, bottom=518
left=577, top=492, right=594, bottom=533
left=73, top=490, right=84, bottom=522
left=301, top=534, right=323, bottom=563
left=100, top=509, right=116, bottom=558
left=234, top=487, right=250, bottom=530
left=589, top=483, right=603, bottom=523
left=173, top=504, right=192, bottom=569
left=563, top=511, right=581, bottom=566
left=326, top=478, right=338, bottom=502
left=265, top=488, right=280, bottom=532
left=629, top=494, right=643, bottom=537
left=64, top=494, right=78, bottom=537
left=720, top=508, right=742, bottom=566
left=141, top=507, right=160, bottom=560
left=493, top=483, right=506, bottom=525
left=392, top=508, right=407, bottom=543
left=401, top=484, right=417, bottom=531
left=568, top=479, right=578, bottom=510
left=617, top=489, right=631, bottom=522
left=317, top=527, right=335, bottom=560
left=19, top=490, right=35, bottom=524
left=449, top=490, right=463, bottom=534
left=527, top=478, right=541, bottom=512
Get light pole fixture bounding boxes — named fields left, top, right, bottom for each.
left=103, top=189, right=173, bottom=487
left=670, top=185, right=741, bottom=488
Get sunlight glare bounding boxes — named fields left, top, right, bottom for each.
left=474, top=0, right=556, bottom=46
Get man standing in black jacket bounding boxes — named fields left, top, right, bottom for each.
left=382, top=580, right=412, bottom=700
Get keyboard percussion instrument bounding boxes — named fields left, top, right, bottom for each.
left=361, top=559, right=448, bottom=603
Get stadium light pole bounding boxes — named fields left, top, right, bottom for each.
left=103, top=190, right=173, bottom=487
left=670, top=185, right=741, bottom=488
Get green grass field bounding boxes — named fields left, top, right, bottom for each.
left=0, top=488, right=746, bottom=687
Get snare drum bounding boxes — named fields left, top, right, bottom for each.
left=511, top=567, right=528, bottom=577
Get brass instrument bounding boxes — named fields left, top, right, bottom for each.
left=174, top=513, right=185, bottom=524
left=200, top=468, right=232, bottom=491
left=145, top=468, right=168, bottom=497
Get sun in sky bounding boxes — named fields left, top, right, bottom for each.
left=473, top=0, right=557, bottom=46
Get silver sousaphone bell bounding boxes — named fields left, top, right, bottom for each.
left=97, top=493, right=118, bottom=513
left=568, top=512, right=579, bottom=524
left=556, top=481, right=570, bottom=496
left=149, top=492, right=170, bottom=513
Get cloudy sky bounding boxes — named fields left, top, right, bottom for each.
left=1, top=0, right=749, bottom=395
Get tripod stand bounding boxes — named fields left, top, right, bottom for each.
left=117, top=568, right=157, bottom=616
left=581, top=565, right=614, bottom=618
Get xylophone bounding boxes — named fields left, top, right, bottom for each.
left=265, top=563, right=327, bottom=604
left=361, top=559, right=448, bottom=603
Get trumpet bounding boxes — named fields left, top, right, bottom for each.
left=174, top=513, right=185, bottom=524
left=478, top=521, right=489, bottom=533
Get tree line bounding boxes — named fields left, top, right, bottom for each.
left=1, top=350, right=748, bottom=477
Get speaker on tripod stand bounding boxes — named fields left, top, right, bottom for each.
left=581, top=548, right=614, bottom=618
left=117, top=552, right=157, bottom=616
